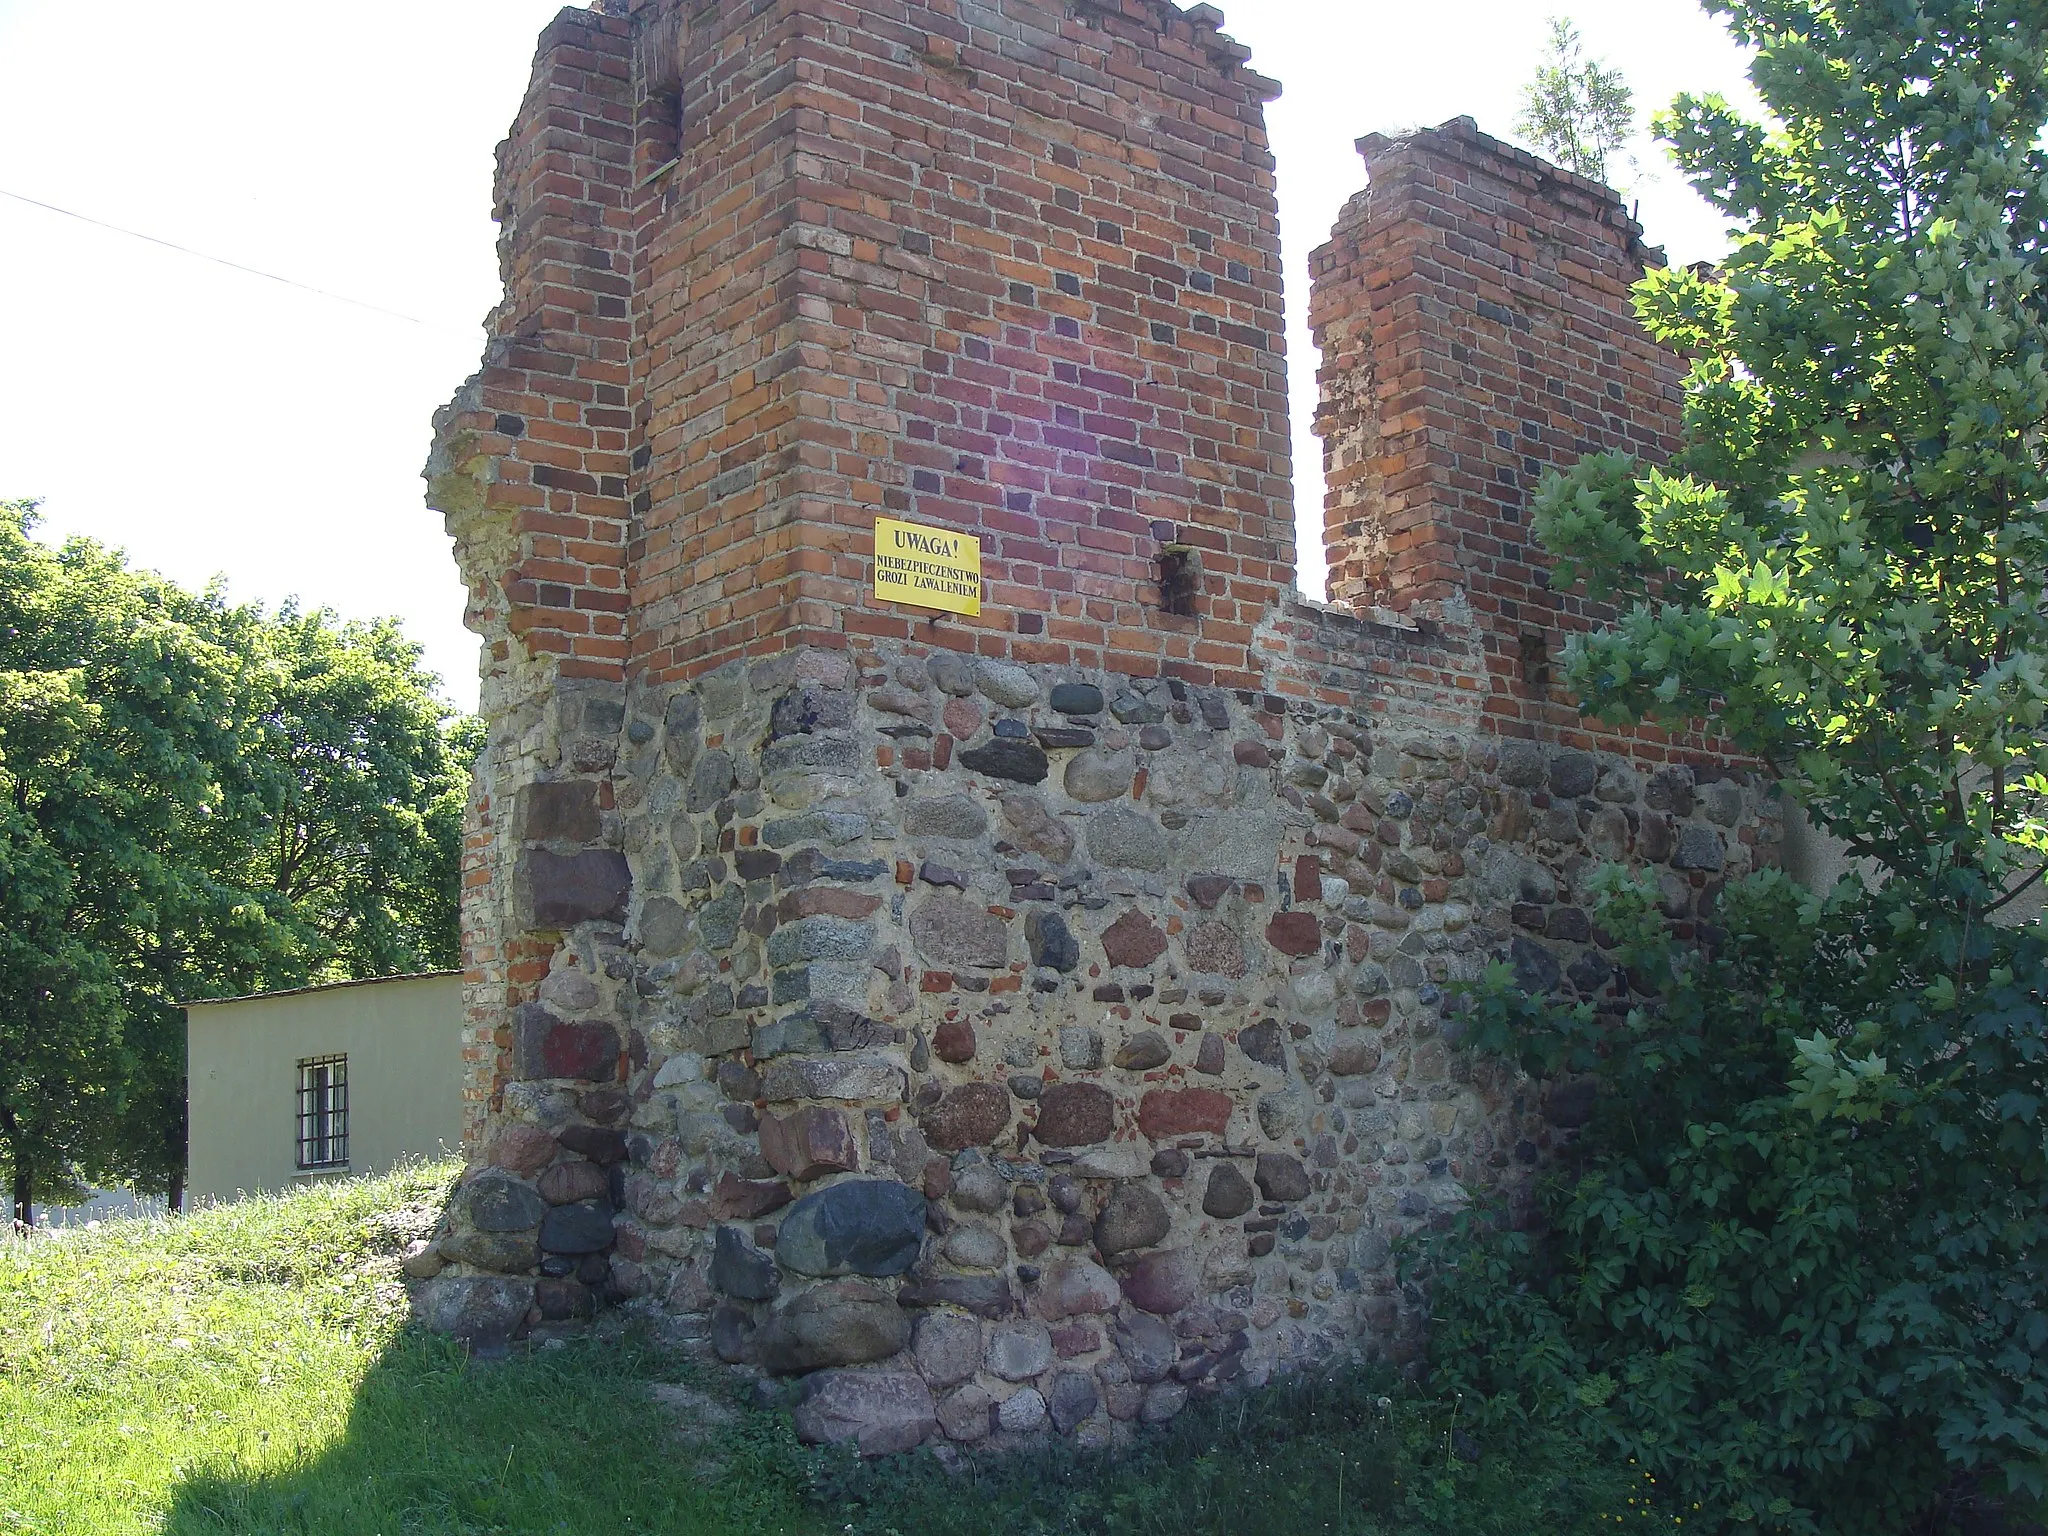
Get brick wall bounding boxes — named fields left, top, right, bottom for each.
left=423, top=9, right=640, bottom=1138
left=611, top=0, right=1294, bottom=692
left=429, top=9, right=637, bottom=692
left=622, top=0, right=813, bottom=679
left=1309, top=118, right=1703, bottom=755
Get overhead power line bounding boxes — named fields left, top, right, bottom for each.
left=0, top=186, right=473, bottom=336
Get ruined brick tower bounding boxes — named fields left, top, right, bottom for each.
left=417, top=0, right=1771, bottom=1454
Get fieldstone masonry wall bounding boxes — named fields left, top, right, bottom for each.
left=413, top=0, right=1776, bottom=1457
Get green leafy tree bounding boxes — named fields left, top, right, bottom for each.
left=1430, top=2, right=2048, bottom=1530
left=0, top=503, right=477, bottom=1221
left=1515, top=17, right=1637, bottom=185
left=0, top=502, right=246, bottom=1224
left=218, top=606, right=475, bottom=982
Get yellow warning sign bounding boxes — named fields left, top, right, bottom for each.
left=873, top=516, right=982, bottom=617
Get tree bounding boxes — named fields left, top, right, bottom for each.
left=0, top=502, right=246, bottom=1225
left=1515, top=17, right=1636, bottom=185
left=1544, top=0, right=2048, bottom=922
left=0, top=503, right=478, bottom=1222
left=211, top=606, right=475, bottom=983
left=1431, top=1, right=2048, bottom=1528
left=110, top=607, right=480, bottom=1210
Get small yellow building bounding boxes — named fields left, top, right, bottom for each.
left=185, top=972, right=465, bottom=1204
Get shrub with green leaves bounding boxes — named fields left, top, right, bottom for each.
left=1424, top=1, right=2048, bottom=1531
left=1430, top=869, right=2046, bottom=1531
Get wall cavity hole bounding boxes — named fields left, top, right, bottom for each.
left=1158, top=544, right=1203, bottom=617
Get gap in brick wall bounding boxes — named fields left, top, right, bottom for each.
left=1290, top=403, right=1331, bottom=604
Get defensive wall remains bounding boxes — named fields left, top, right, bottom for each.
left=414, top=0, right=1775, bottom=1455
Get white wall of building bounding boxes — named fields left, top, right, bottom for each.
left=185, top=972, right=465, bottom=1204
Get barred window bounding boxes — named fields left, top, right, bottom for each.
left=295, top=1055, right=349, bottom=1170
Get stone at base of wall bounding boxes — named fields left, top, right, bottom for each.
left=412, top=1275, right=537, bottom=1353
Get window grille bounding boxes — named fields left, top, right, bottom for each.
left=295, top=1055, right=349, bottom=1170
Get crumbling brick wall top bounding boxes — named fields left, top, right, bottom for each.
left=1309, top=114, right=1698, bottom=754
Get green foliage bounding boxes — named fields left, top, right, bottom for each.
left=0, top=501, right=246, bottom=1216
left=1532, top=0, right=2048, bottom=912
left=1429, top=872, right=2048, bottom=1531
left=1515, top=17, right=1637, bottom=185
left=205, top=602, right=478, bottom=984
left=0, top=502, right=477, bottom=1214
left=1438, top=3, right=2048, bottom=1531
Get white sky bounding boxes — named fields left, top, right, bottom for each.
left=0, top=0, right=1757, bottom=712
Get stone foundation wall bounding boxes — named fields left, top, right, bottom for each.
left=412, top=622, right=1775, bottom=1451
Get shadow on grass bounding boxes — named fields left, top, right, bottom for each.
left=150, top=1305, right=1652, bottom=1536
left=159, top=1326, right=815, bottom=1536
left=804, top=1367, right=1659, bottom=1536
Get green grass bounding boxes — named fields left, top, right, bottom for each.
left=0, top=1163, right=808, bottom=1535
left=0, top=1164, right=1667, bottom=1536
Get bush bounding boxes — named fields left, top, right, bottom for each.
left=1424, top=869, right=2048, bottom=1533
